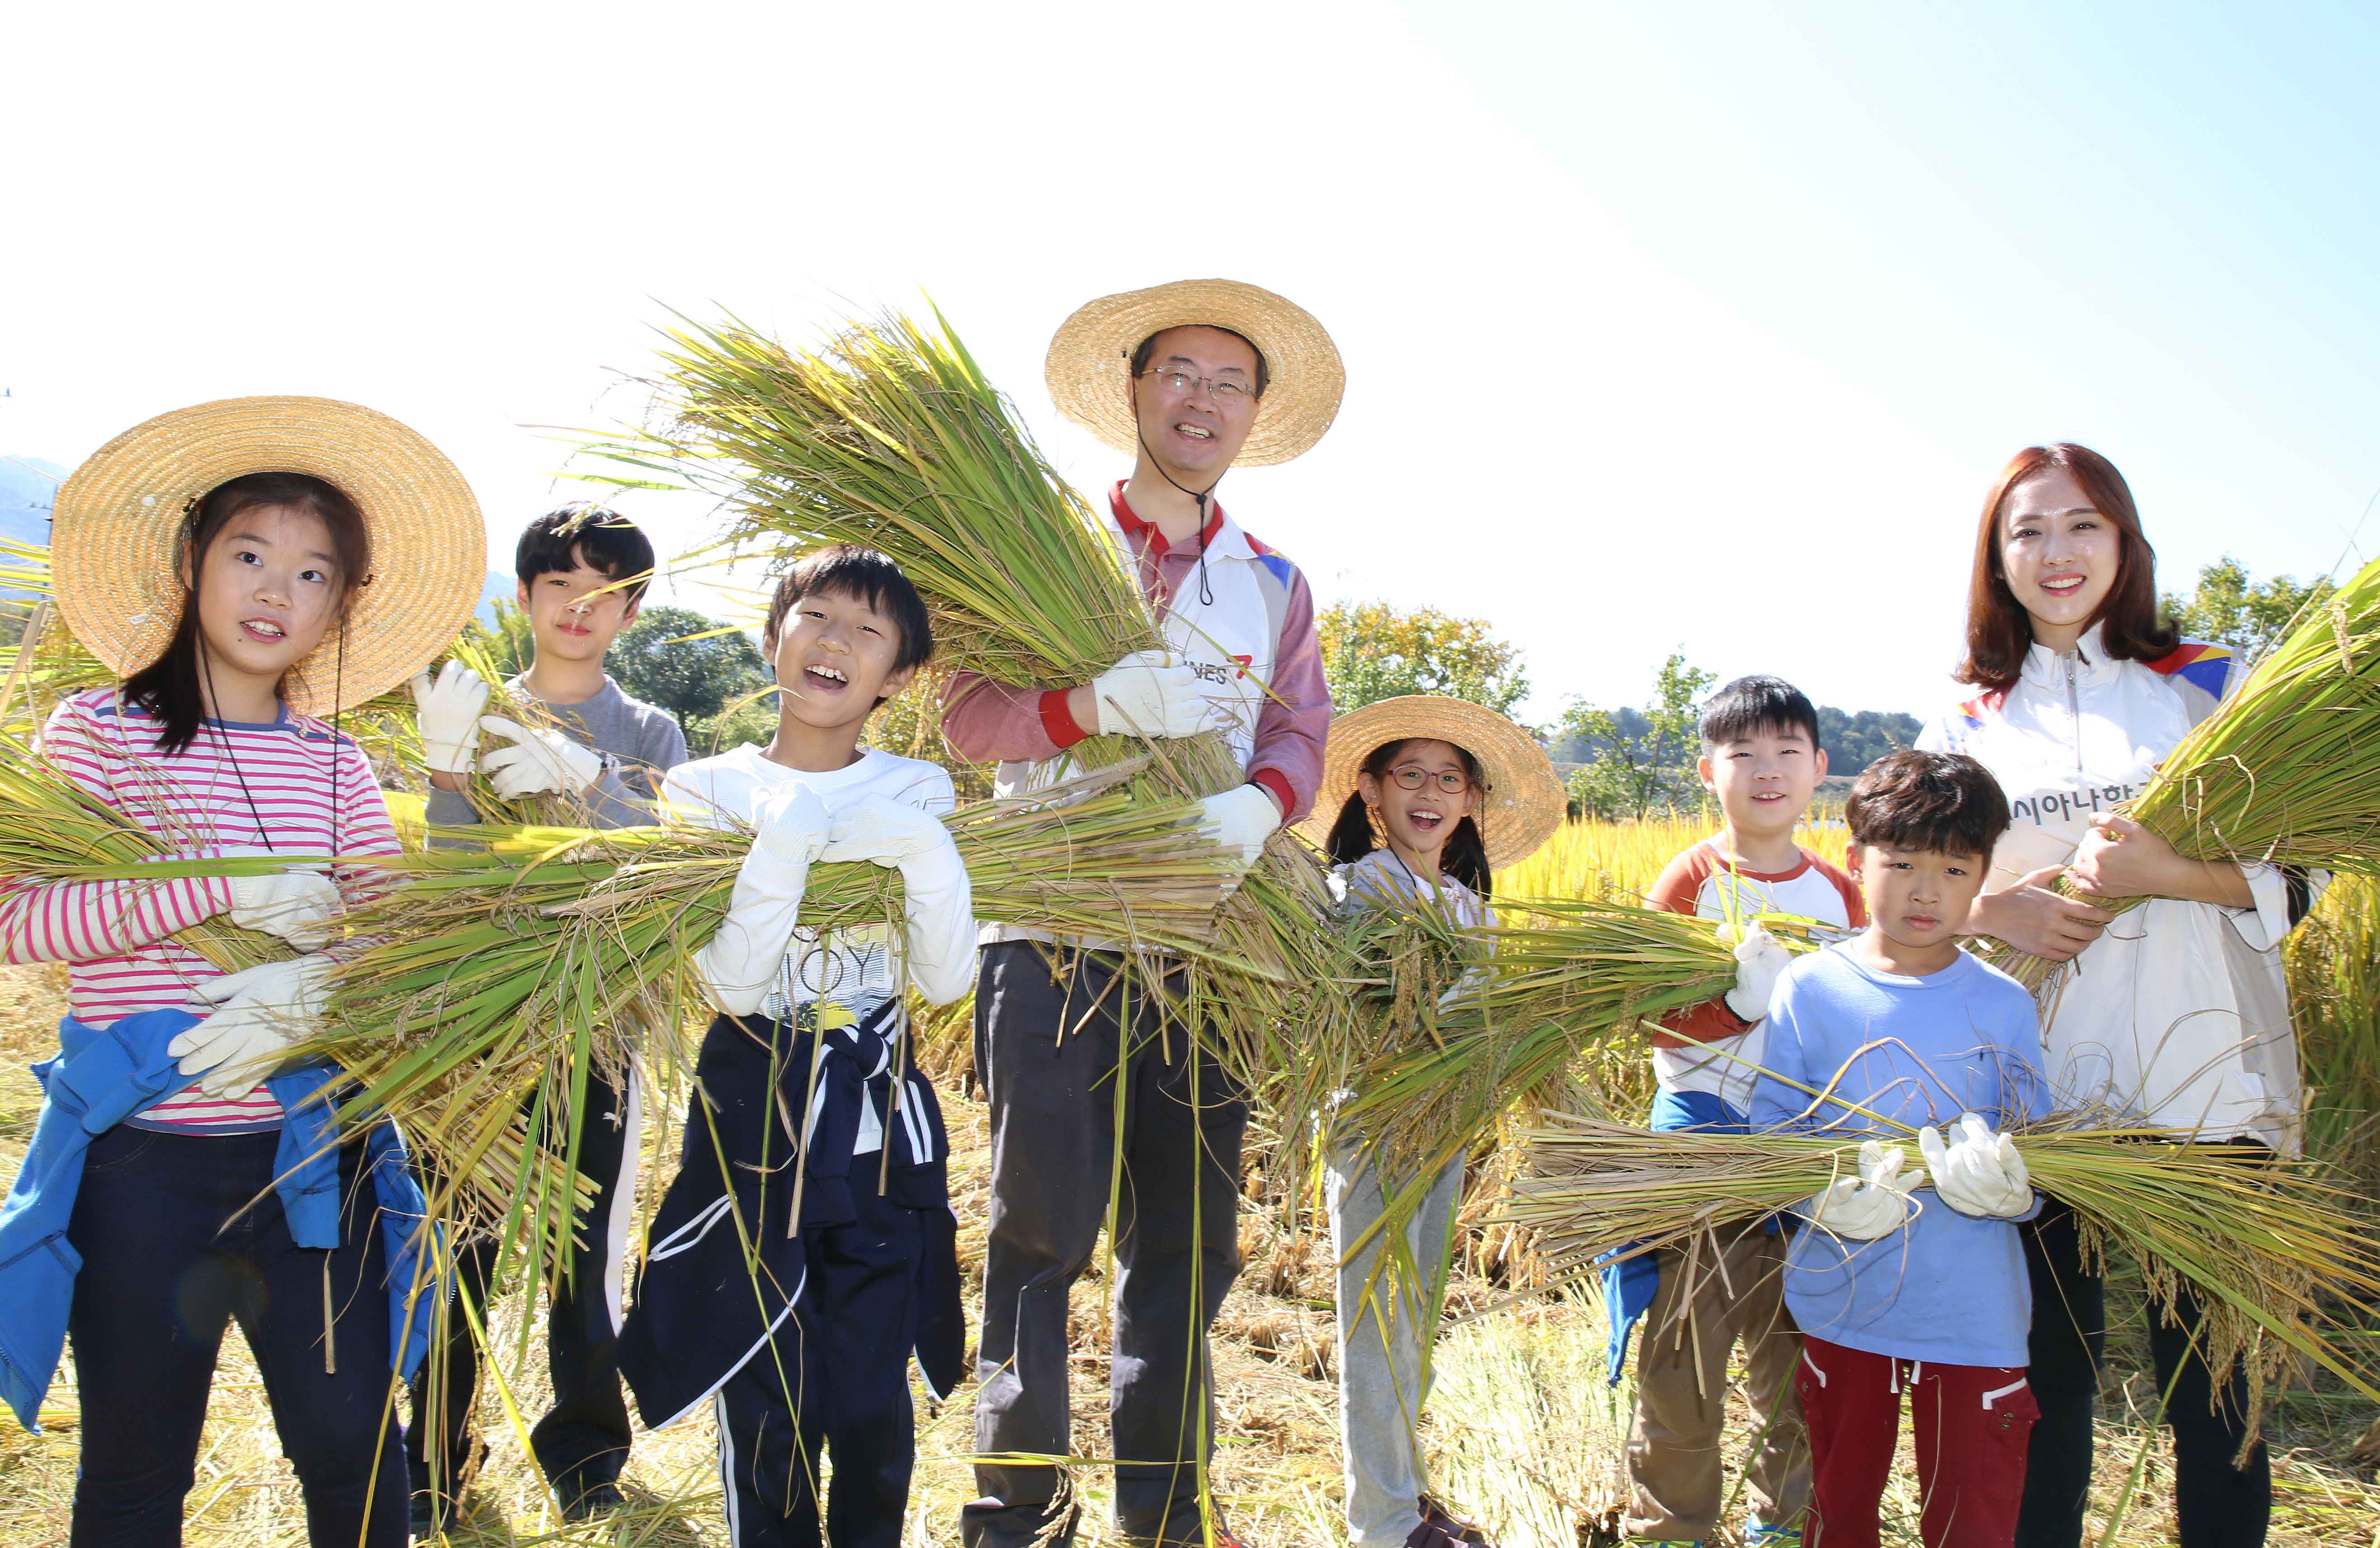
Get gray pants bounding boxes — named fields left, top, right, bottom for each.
left=964, top=944, right=1247, bottom=1548
left=1327, top=1144, right=1464, bottom=1545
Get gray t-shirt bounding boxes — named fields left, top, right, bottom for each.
left=425, top=674, right=689, bottom=831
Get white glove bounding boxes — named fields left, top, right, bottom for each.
left=1723, top=923, right=1793, bottom=1022
left=1199, top=783, right=1281, bottom=873
left=477, top=716, right=605, bottom=800
left=226, top=869, right=342, bottom=947
left=1806, top=1140, right=1926, bottom=1241
left=1091, top=650, right=1219, bottom=739
left=408, top=661, right=490, bottom=774
left=748, top=782, right=834, bottom=869
left=695, top=783, right=833, bottom=1015
left=1920, top=1113, right=2035, bottom=1219
left=170, top=954, right=334, bottom=1097
left=818, top=793, right=951, bottom=869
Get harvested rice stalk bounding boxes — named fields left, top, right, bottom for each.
left=1330, top=898, right=1836, bottom=1186
left=1995, top=551, right=2380, bottom=991
left=578, top=304, right=1343, bottom=1085
left=301, top=763, right=1245, bottom=1240
left=1507, top=1112, right=2380, bottom=1440
left=0, top=721, right=293, bottom=972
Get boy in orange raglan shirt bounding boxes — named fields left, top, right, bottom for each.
left=1611, top=677, right=1865, bottom=1548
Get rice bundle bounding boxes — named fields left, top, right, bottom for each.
left=302, top=762, right=1246, bottom=1243
left=1324, top=898, right=1834, bottom=1186
left=582, top=307, right=1150, bottom=693
left=1996, top=552, right=2380, bottom=991
left=0, top=721, right=296, bottom=972
left=1507, top=1112, right=2380, bottom=1439
left=579, top=305, right=1343, bottom=1085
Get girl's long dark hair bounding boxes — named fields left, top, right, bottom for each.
left=1326, top=736, right=1493, bottom=897
left=1956, top=443, right=2177, bottom=692
left=120, top=472, right=372, bottom=752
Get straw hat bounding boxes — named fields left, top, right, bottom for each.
left=1044, top=278, right=1345, bottom=467
left=1300, top=695, right=1568, bottom=873
left=50, top=396, right=486, bottom=715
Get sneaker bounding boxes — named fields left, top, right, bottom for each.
left=1417, top=1496, right=1493, bottom=1547
left=1742, top=1523, right=1799, bottom=1547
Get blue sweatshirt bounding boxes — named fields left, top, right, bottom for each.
left=1747, top=941, right=2053, bottom=1369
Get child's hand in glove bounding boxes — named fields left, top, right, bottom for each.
left=408, top=661, right=490, bottom=774
left=1919, top=1113, right=2034, bottom=1219
left=1807, top=1140, right=1925, bottom=1240
left=747, top=783, right=833, bottom=871
left=227, top=868, right=342, bottom=947
left=170, top=955, right=334, bottom=1097
left=819, top=794, right=950, bottom=869
left=477, top=717, right=604, bottom=799
left=1722, top=923, right=1793, bottom=1022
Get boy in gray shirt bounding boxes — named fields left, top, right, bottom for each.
left=402, top=503, right=687, bottom=1529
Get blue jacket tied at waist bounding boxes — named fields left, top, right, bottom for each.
left=0, top=1006, right=438, bottom=1431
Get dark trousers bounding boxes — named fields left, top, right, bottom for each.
left=715, top=1182, right=923, bottom=1548
left=405, top=1064, right=639, bottom=1506
left=65, top=1124, right=407, bottom=1548
left=964, top=942, right=1248, bottom=1548
left=2016, top=1202, right=2270, bottom=1548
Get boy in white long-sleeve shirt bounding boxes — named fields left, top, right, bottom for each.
left=615, top=546, right=975, bottom=1548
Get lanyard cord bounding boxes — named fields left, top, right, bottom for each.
left=1133, top=430, right=1224, bottom=607
left=195, top=646, right=278, bottom=852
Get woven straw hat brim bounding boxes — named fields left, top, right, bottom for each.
left=1299, top=694, right=1567, bottom=873
left=1044, top=278, right=1345, bottom=467
left=50, top=396, right=486, bottom=716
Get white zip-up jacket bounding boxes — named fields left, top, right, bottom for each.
left=1919, top=624, right=2307, bottom=1149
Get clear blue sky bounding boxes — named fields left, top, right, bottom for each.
left=4, top=1, right=2373, bottom=722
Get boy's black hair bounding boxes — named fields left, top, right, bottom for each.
left=1326, top=737, right=1493, bottom=897
left=1845, top=750, right=2011, bottom=858
left=1700, top=675, right=1821, bottom=751
left=764, top=546, right=934, bottom=700
left=515, top=502, right=656, bottom=605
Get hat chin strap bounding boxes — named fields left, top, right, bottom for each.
left=1134, top=428, right=1226, bottom=607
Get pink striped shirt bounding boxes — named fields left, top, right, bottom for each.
left=0, top=689, right=402, bottom=1132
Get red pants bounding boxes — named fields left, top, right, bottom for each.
left=1792, top=1336, right=2038, bottom=1548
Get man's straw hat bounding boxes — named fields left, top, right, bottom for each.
left=1301, top=694, right=1568, bottom=873
left=1044, top=278, right=1345, bottom=467
left=50, top=396, right=486, bottom=715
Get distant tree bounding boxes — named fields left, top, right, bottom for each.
left=606, top=606, right=769, bottom=730
left=2161, top=555, right=2335, bottom=661
left=1814, top=705, right=1923, bottom=776
left=1547, top=651, right=1714, bottom=820
left=1317, top=600, right=1529, bottom=715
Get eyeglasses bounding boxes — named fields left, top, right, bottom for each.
left=1386, top=764, right=1473, bottom=794
left=1140, top=367, right=1256, bottom=404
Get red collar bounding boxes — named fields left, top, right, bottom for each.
left=1110, top=481, right=1224, bottom=558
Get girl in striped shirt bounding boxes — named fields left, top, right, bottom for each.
left=0, top=399, right=482, bottom=1548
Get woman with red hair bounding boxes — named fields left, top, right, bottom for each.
left=1918, top=443, right=2314, bottom=1548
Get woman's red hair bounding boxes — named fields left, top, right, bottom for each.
left=1955, top=442, right=2177, bottom=692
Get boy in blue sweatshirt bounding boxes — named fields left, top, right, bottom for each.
left=1747, top=751, right=2052, bottom=1548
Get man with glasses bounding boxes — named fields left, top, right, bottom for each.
left=940, top=279, right=1343, bottom=1548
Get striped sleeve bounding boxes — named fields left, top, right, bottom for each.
left=0, top=699, right=233, bottom=965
